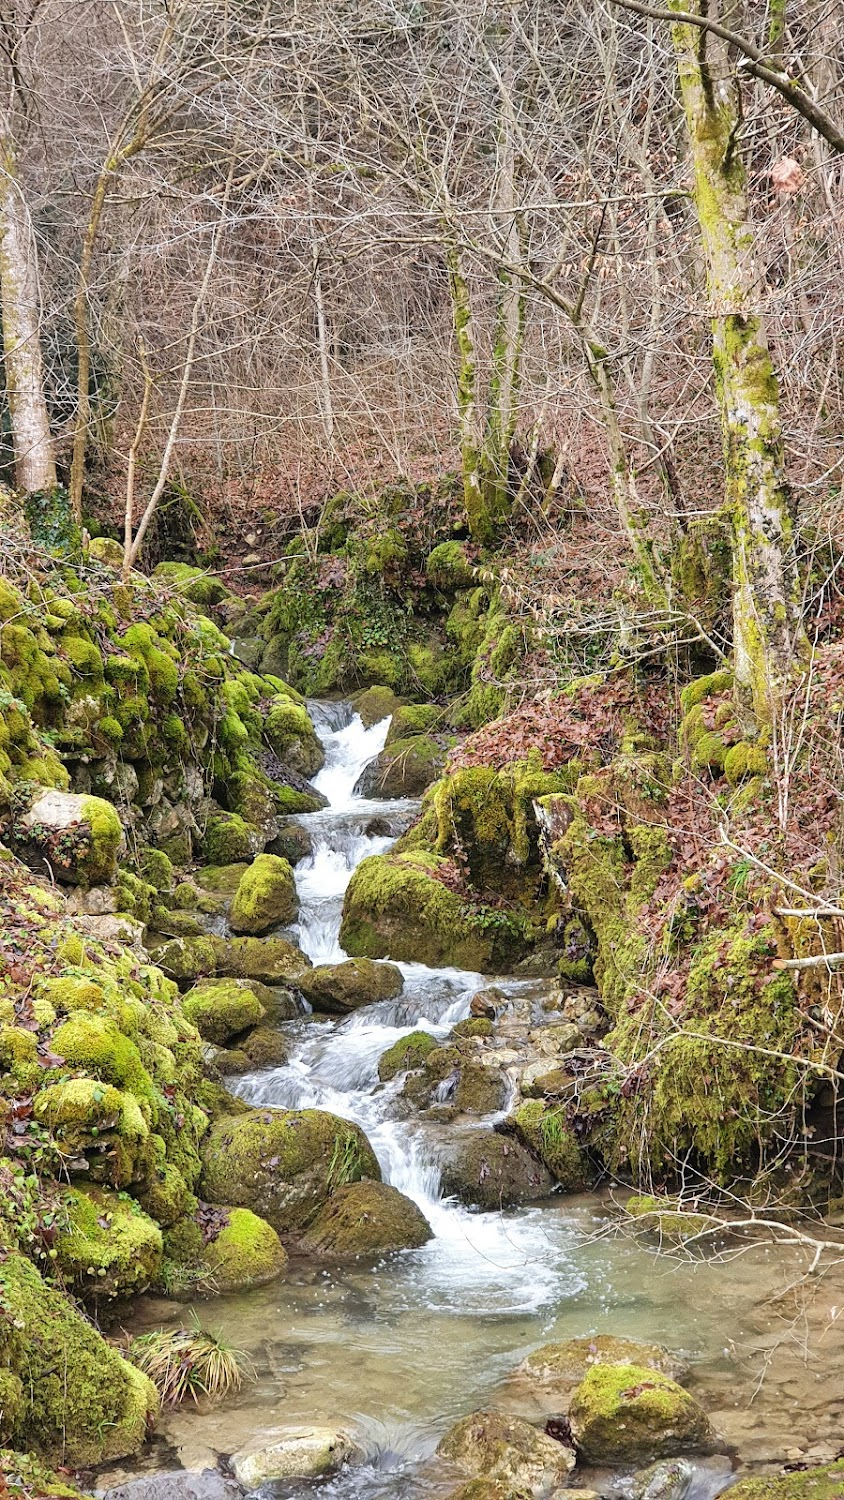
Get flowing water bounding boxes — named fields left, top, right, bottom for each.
left=123, top=706, right=844, bottom=1496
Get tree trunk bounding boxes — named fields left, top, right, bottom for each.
left=669, top=2, right=807, bottom=721
left=0, top=123, right=56, bottom=496
left=445, top=242, right=487, bottom=541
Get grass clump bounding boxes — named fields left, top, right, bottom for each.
left=128, top=1322, right=251, bottom=1407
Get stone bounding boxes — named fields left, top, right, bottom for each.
left=102, top=1473, right=243, bottom=1500
left=627, top=1458, right=696, bottom=1500
left=240, top=1026, right=290, bottom=1068
left=298, top=958, right=404, bottom=1014
left=232, top=1427, right=362, bottom=1486
left=201, top=1107, right=381, bottom=1232
left=203, top=1206, right=288, bottom=1291
left=437, top=1410, right=575, bottom=1495
left=181, top=979, right=265, bottom=1046
left=568, top=1363, right=716, bottom=1465
left=229, top=854, right=298, bottom=935
left=12, top=787, right=123, bottom=885
left=267, top=821, right=313, bottom=866
left=378, top=1030, right=437, bottom=1081
left=440, top=1129, right=554, bottom=1209
left=518, top=1336, right=688, bottom=1395
left=727, top=1461, right=844, bottom=1500
left=299, top=1181, right=432, bottom=1256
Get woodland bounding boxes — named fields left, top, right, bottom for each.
left=1, top=3, right=844, bottom=1500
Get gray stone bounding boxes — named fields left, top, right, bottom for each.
left=102, top=1470, right=242, bottom=1500
left=232, top=1427, right=362, bottom=1486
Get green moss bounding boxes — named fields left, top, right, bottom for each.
left=724, top=740, right=768, bottom=785
left=201, top=1107, right=381, bottom=1232
left=181, top=978, right=265, bottom=1045
left=378, top=1029, right=437, bottom=1081
left=509, top=1100, right=587, bottom=1188
left=264, top=698, right=323, bottom=777
left=203, top=812, right=258, bottom=864
left=728, top=1461, right=844, bottom=1500
left=51, top=1013, right=153, bottom=1099
left=569, top=1362, right=713, bottom=1464
left=426, top=540, right=474, bottom=590
left=140, top=848, right=174, bottom=893
left=451, top=1017, right=493, bottom=1038
left=300, top=1180, right=432, bottom=1256
left=352, top=686, right=403, bottom=727
left=229, top=854, right=298, bottom=935
left=203, top=1206, right=288, bottom=1290
left=0, top=1252, right=157, bottom=1463
left=0, top=1027, right=40, bottom=1094
left=624, top=1193, right=713, bottom=1242
left=79, top=795, right=123, bottom=883
left=55, top=1185, right=162, bottom=1300
left=679, top=669, right=734, bottom=713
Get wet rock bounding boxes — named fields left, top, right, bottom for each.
left=298, top=957, right=404, bottom=1013
left=195, top=863, right=249, bottom=895
left=354, top=736, right=444, bottom=797
left=299, top=1180, right=432, bottom=1256
left=471, top=988, right=505, bottom=1019
left=439, top=1129, right=554, bottom=1209
left=352, top=685, right=403, bottom=727
left=101, top=1471, right=244, bottom=1500
left=266, top=821, right=313, bottom=866
left=155, top=934, right=311, bottom=987
left=240, top=1026, right=290, bottom=1068
left=504, top=1100, right=587, bottom=1188
left=229, top=854, right=299, bottom=935
left=201, top=1107, right=381, bottom=1232
left=568, top=1363, right=715, bottom=1464
left=232, top=1426, right=362, bottom=1486
left=378, top=1029, right=437, bottom=1081
left=454, top=1061, right=508, bottom=1115
left=205, top=1045, right=250, bottom=1076
left=625, top=1458, right=695, bottom=1500
left=437, top=1409, right=575, bottom=1494
left=517, top=1335, right=689, bottom=1395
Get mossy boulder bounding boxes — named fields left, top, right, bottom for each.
left=517, top=1336, right=688, bottom=1396
left=568, top=1364, right=715, bottom=1464
left=0, top=1252, right=157, bottom=1464
left=155, top=933, right=311, bottom=986
left=728, top=1462, right=844, bottom=1500
left=201, top=1107, right=381, bottom=1232
left=181, top=978, right=266, bottom=1045
left=624, top=1194, right=715, bottom=1244
left=12, top=787, right=123, bottom=885
left=264, top=698, right=324, bottom=778
left=299, top=1181, right=432, bottom=1257
left=453, top=1061, right=507, bottom=1115
left=439, top=1130, right=554, bottom=1209
left=341, top=852, right=528, bottom=971
left=298, top=958, right=403, bottom=1014
left=203, top=812, right=263, bottom=865
left=203, top=1206, right=288, bottom=1291
left=378, top=1030, right=437, bottom=1081
left=55, top=1185, right=162, bottom=1301
left=507, top=1100, right=588, bottom=1188
left=437, top=1410, right=575, bottom=1492
left=241, top=1026, right=290, bottom=1068
left=355, top=737, right=445, bottom=797
left=229, top=854, right=298, bottom=934
left=269, top=822, right=313, bottom=866
left=352, top=685, right=403, bottom=727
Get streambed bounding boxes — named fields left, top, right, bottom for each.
left=120, top=705, right=844, bottom=1496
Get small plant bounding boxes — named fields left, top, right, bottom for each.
left=128, top=1322, right=251, bottom=1407
left=326, top=1130, right=366, bottom=1190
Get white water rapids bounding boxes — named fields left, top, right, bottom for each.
left=234, top=703, right=584, bottom=1316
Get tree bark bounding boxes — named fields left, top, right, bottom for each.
left=0, top=123, right=55, bottom=495
left=669, top=0, right=807, bottom=720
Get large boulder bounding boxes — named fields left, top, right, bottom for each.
left=154, top=933, right=311, bottom=987
left=727, top=1462, right=844, bottom=1500
left=440, top=1130, right=554, bottom=1209
left=378, top=1029, right=437, bottom=1081
left=181, top=978, right=266, bottom=1044
left=299, top=1181, right=432, bottom=1257
left=201, top=1107, right=381, bottom=1232
left=263, top=698, right=325, bottom=778
left=568, top=1364, right=715, bottom=1465
left=437, top=1410, right=575, bottom=1494
left=12, top=787, right=123, bottom=885
left=354, top=736, right=444, bottom=798
left=232, top=1426, right=362, bottom=1487
left=298, top=957, right=403, bottom=1013
left=203, top=1206, right=288, bottom=1291
left=0, top=1253, right=157, bottom=1465
left=229, top=854, right=298, bottom=935
left=506, top=1100, right=588, bottom=1188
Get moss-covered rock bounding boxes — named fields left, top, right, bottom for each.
left=12, top=787, right=123, bottom=885
left=154, top=933, right=311, bottom=986
left=203, top=1206, right=288, bottom=1291
left=355, top=736, right=446, bottom=797
left=229, top=853, right=298, bottom=934
left=624, top=1194, right=715, bottom=1243
left=341, top=852, right=528, bottom=972
left=507, top=1100, right=588, bottom=1188
left=298, top=958, right=403, bottom=1014
left=517, top=1336, right=688, bottom=1394
left=439, top=1129, right=554, bottom=1209
left=264, top=698, right=324, bottom=778
left=352, top=685, right=403, bottom=727
left=203, top=812, right=263, bottom=865
left=0, top=1253, right=157, bottom=1464
left=201, top=1107, right=381, bottom=1232
left=454, top=1061, right=507, bottom=1115
left=181, top=978, right=266, bottom=1045
left=241, top=1026, right=290, bottom=1068
left=55, top=1185, right=162, bottom=1301
left=299, top=1180, right=432, bottom=1257
left=728, top=1462, right=844, bottom=1500
left=568, top=1363, right=715, bottom=1464
left=378, top=1030, right=437, bottom=1081
left=437, top=1410, right=575, bottom=1492
left=269, top=822, right=313, bottom=866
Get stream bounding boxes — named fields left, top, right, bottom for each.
left=122, top=705, right=844, bottom=1496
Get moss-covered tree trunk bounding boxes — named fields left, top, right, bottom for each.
left=669, top=4, right=807, bottom=720
left=445, top=243, right=487, bottom=541
left=0, top=119, right=56, bottom=497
